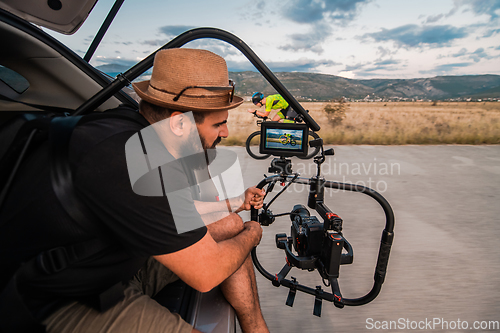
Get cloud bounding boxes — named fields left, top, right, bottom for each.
left=360, top=24, right=469, bottom=48
left=376, top=46, right=397, bottom=58
left=140, top=39, right=169, bottom=46
left=374, top=59, right=401, bottom=66
left=456, top=0, right=500, bottom=21
left=483, top=28, right=500, bottom=37
left=278, top=1, right=371, bottom=57
left=419, top=62, right=474, bottom=75
left=469, top=47, right=492, bottom=62
left=141, top=25, right=199, bottom=46
left=93, top=56, right=139, bottom=68
left=159, top=25, right=198, bottom=37
left=141, top=26, right=239, bottom=58
left=425, top=14, right=444, bottom=24
left=251, top=0, right=266, bottom=13
left=268, top=58, right=341, bottom=72
left=344, top=62, right=366, bottom=72
left=279, top=23, right=332, bottom=54
left=226, top=57, right=341, bottom=72
left=452, top=48, right=468, bottom=57
left=434, top=62, right=473, bottom=71
left=343, top=59, right=403, bottom=75
left=441, top=47, right=496, bottom=62
left=243, top=0, right=266, bottom=21
left=183, top=40, right=240, bottom=58
left=422, top=5, right=459, bottom=24
left=283, top=0, right=371, bottom=24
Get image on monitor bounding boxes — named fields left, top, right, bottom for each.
left=259, top=122, right=308, bottom=157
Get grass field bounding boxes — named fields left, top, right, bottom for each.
left=223, top=101, right=500, bottom=145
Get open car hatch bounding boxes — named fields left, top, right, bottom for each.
left=0, top=0, right=98, bottom=35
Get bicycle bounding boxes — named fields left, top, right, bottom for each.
left=279, top=133, right=296, bottom=146
left=245, top=115, right=320, bottom=159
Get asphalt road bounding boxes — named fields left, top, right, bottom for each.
left=227, top=145, right=500, bottom=333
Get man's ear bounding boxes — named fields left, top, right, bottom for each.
left=169, top=111, right=185, bottom=137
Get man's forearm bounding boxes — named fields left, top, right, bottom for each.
left=194, top=197, right=243, bottom=215
left=154, top=222, right=261, bottom=293
left=207, top=213, right=244, bottom=242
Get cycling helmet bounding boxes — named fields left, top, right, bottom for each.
left=252, top=92, right=264, bottom=105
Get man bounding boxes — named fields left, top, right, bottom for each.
left=247, top=92, right=300, bottom=122
left=0, top=48, right=269, bottom=333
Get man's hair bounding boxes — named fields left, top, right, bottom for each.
left=139, top=100, right=206, bottom=124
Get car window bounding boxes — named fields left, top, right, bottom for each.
left=0, top=65, right=30, bottom=94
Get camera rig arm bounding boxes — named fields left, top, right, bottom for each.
left=251, top=174, right=395, bottom=312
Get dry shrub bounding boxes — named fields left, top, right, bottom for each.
left=323, top=98, right=347, bottom=127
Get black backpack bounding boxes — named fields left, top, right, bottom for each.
left=0, top=105, right=149, bottom=332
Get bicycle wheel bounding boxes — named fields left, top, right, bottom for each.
left=279, top=135, right=288, bottom=145
left=245, top=131, right=271, bottom=159
left=299, top=131, right=321, bottom=160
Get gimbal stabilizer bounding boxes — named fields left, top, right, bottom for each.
left=250, top=140, right=395, bottom=317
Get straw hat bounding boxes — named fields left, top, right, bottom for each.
left=132, top=48, right=243, bottom=111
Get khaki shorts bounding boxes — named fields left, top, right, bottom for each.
left=42, top=258, right=193, bottom=333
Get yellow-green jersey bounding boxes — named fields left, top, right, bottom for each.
left=265, top=94, right=289, bottom=112
left=266, top=94, right=299, bottom=123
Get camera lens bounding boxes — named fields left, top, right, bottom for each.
left=291, top=204, right=309, bottom=223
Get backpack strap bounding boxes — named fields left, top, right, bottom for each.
left=0, top=239, right=112, bottom=333
left=78, top=105, right=149, bottom=128
left=49, top=106, right=148, bottom=235
left=49, top=115, right=102, bottom=235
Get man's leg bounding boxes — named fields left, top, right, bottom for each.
left=220, top=254, right=268, bottom=333
left=42, top=258, right=194, bottom=333
left=206, top=213, right=269, bottom=333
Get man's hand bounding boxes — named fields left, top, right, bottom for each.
left=237, top=186, right=265, bottom=212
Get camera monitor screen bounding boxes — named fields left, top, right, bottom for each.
left=259, top=122, right=309, bottom=157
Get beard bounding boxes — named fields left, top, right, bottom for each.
left=179, top=129, right=221, bottom=170
left=203, top=136, right=221, bottom=165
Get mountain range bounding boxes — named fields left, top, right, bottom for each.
left=97, top=64, right=500, bottom=101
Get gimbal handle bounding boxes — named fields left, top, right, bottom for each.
left=251, top=174, right=395, bottom=306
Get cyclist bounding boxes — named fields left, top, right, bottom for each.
left=247, top=92, right=300, bottom=123
left=280, top=133, right=295, bottom=145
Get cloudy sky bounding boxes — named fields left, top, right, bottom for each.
left=47, top=0, right=500, bottom=79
